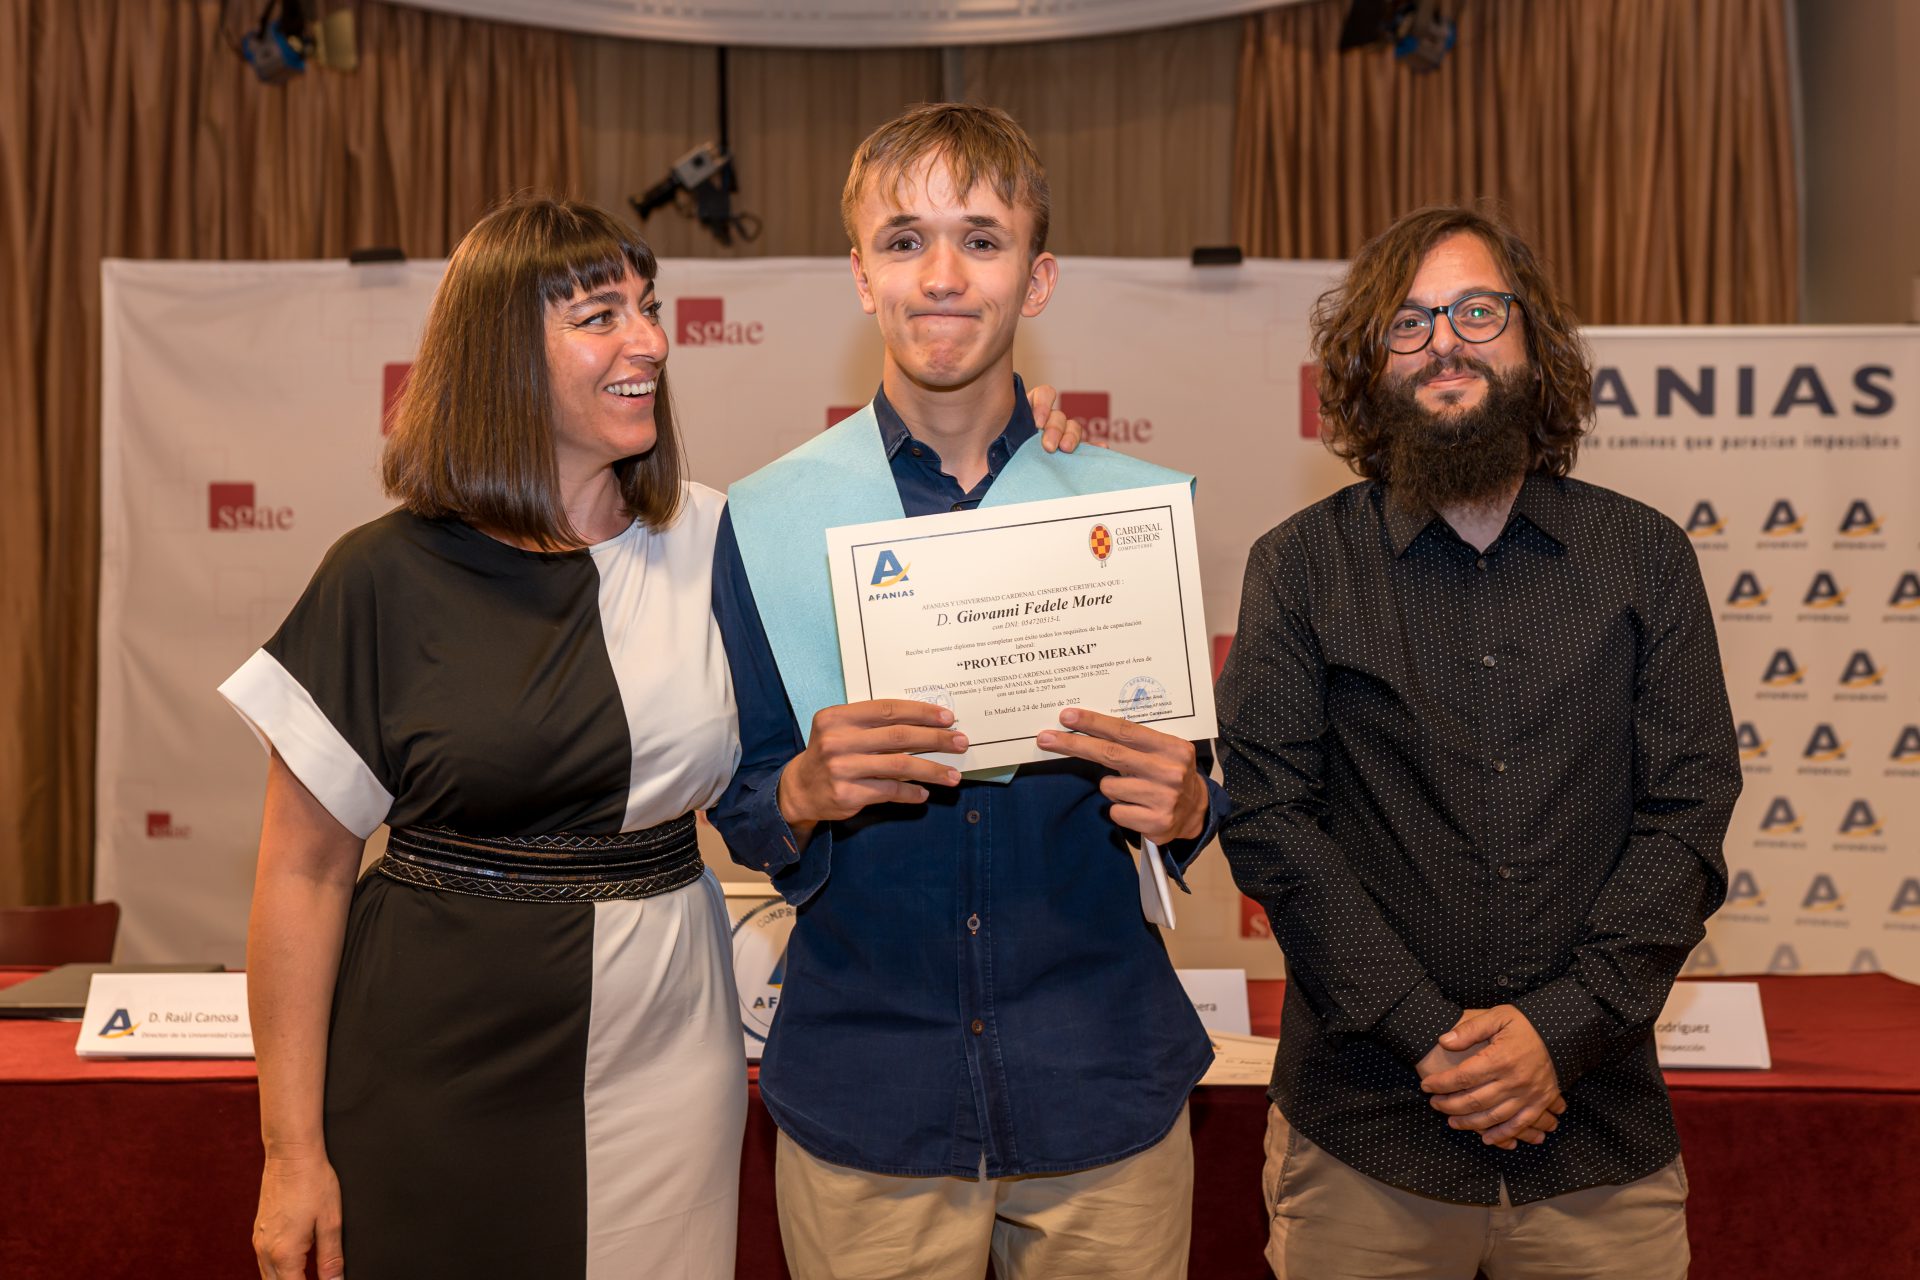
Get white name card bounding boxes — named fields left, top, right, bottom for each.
left=1176, top=968, right=1250, bottom=1036
left=1654, top=981, right=1771, bottom=1070
left=75, top=972, right=254, bottom=1059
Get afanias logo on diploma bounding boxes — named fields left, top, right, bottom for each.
left=866, top=549, right=913, bottom=600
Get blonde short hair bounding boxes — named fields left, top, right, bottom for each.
left=841, top=103, right=1051, bottom=257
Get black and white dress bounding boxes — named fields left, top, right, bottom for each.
left=220, top=482, right=745, bottom=1279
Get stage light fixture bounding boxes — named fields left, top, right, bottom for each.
left=1338, top=0, right=1457, bottom=71
left=229, top=0, right=356, bottom=83
left=630, top=142, right=763, bottom=247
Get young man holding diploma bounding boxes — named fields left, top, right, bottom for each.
left=708, top=104, right=1225, bottom=1279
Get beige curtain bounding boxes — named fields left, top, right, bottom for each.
left=0, top=0, right=579, bottom=907
left=573, top=19, right=1241, bottom=259
left=957, top=18, right=1239, bottom=256
left=575, top=40, right=944, bottom=258
left=1233, top=0, right=1799, bottom=323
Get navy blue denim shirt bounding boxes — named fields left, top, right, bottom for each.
left=709, top=379, right=1225, bottom=1177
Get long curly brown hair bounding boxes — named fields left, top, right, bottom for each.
left=1311, top=206, right=1594, bottom=480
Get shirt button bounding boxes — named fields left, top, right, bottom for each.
left=966, top=809, right=981, bottom=824
left=911, top=446, right=923, bottom=456
left=1493, top=760, right=1507, bottom=774
left=967, top=913, right=980, bottom=935
left=1481, top=654, right=1497, bottom=668
left=1495, top=976, right=1515, bottom=990
left=1498, top=865, right=1514, bottom=879
left=1476, top=556, right=1488, bottom=571
left=970, top=1018, right=985, bottom=1035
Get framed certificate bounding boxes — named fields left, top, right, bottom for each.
left=824, top=482, right=1218, bottom=774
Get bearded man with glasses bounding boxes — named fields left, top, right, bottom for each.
left=1217, top=206, right=1740, bottom=1279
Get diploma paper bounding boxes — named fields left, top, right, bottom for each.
left=825, top=483, right=1217, bottom=774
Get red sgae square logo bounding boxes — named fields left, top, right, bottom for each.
left=1211, top=634, right=1234, bottom=680
left=1299, top=362, right=1323, bottom=438
left=147, top=812, right=172, bottom=837
left=1240, top=895, right=1272, bottom=940
left=676, top=297, right=724, bottom=345
left=1059, top=392, right=1109, bottom=427
left=825, top=405, right=862, bottom=429
left=208, top=483, right=254, bottom=529
left=381, top=362, right=413, bottom=435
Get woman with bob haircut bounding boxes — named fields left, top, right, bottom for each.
left=219, top=195, right=748, bottom=1279
left=220, top=194, right=1087, bottom=1279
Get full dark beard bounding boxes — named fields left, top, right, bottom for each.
left=1365, top=356, right=1537, bottom=515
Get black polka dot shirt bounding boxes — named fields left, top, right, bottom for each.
left=1217, top=473, right=1741, bottom=1205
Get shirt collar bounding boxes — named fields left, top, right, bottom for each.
left=1382, top=470, right=1570, bottom=557
left=872, top=375, right=1038, bottom=469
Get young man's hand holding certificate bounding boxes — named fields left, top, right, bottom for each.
left=820, top=480, right=1217, bottom=925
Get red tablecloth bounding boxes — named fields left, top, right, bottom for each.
left=4, top=969, right=1917, bottom=1279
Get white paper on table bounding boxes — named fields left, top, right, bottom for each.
left=1137, top=838, right=1177, bottom=927
left=1655, top=981, right=1772, bottom=1069
left=1199, top=1031, right=1280, bottom=1087
left=1176, top=967, right=1251, bottom=1034
left=824, top=483, right=1216, bottom=774
left=74, top=972, right=254, bottom=1059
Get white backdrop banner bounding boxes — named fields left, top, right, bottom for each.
left=97, top=260, right=1918, bottom=986
left=1567, top=330, right=1920, bottom=981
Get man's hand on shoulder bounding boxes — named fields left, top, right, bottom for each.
left=1036, top=708, right=1207, bottom=845
left=778, top=700, right=965, bottom=843
left=1028, top=383, right=1103, bottom=453
left=1420, top=1005, right=1565, bottom=1149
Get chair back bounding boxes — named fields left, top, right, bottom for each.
left=0, top=901, right=122, bottom=965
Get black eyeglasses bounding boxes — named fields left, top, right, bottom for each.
left=1387, top=291, right=1520, bottom=354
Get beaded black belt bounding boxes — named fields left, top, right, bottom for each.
left=374, top=814, right=704, bottom=903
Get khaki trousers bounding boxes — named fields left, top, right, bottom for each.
left=775, top=1107, right=1193, bottom=1280
left=1263, top=1106, right=1689, bottom=1280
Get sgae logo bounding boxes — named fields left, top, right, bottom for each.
left=1802, top=725, right=1846, bottom=762
left=1684, top=501, right=1725, bottom=538
left=1240, top=894, right=1273, bottom=940
left=381, top=361, right=413, bottom=435
left=1757, top=797, right=1800, bottom=833
left=1726, top=869, right=1765, bottom=907
left=209, top=482, right=294, bottom=532
left=1802, top=573, right=1846, bottom=609
left=1838, top=500, right=1882, bottom=537
left=1760, top=500, right=1803, bottom=535
left=1838, top=799, right=1882, bottom=837
left=1760, top=650, right=1802, bottom=686
left=1889, top=572, right=1920, bottom=610
left=98, top=1008, right=138, bottom=1039
left=1735, top=722, right=1768, bottom=759
left=869, top=550, right=910, bottom=588
left=1725, top=572, right=1769, bottom=609
left=1800, top=874, right=1845, bottom=912
left=675, top=297, right=764, bottom=346
left=146, top=811, right=191, bottom=839
left=1839, top=651, right=1884, bottom=688
left=1059, top=392, right=1153, bottom=445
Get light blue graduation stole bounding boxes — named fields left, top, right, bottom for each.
left=728, top=402, right=1192, bottom=783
